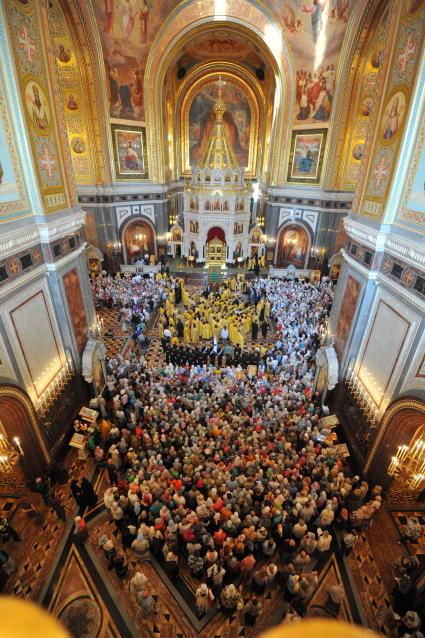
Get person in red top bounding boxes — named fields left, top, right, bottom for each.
left=183, top=527, right=195, bottom=543
left=214, top=497, right=224, bottom=511
left=214, top=528, right=227, bottom=546
left=240, top=553, right=256, bottom=580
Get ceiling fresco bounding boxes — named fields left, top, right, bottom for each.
left=262, top=0, right=355, bottom=126
left=91, top=0, right=355, bottom=129
left=176, top=29, right=266, bottom=77
left=92, top=0, right=181, bottom=121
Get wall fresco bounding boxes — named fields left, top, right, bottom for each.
left=176, top=29, right=265, bottom=77
left=359, top=1, right=425, bottom=220
left=92, top=0, right=181, bottom=121
left=0, top=75, right=28, bottom=218
left=63, top=269, right=88, bottom=355
left=334, top=275, right=361, bottom=361
left=340, top=7, right=390, bottom=191
left=49, top=0, right=94, bottom=186
left=189, top=80, right=251, bottom=167
left=4, top=0, right=67, bottom=213
left=287, top=128, right=328, bottom=184
left=263, top=0, right=355, bottom=127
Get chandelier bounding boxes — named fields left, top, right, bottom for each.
left=0, top=427, right=23, bottom=472
left=388, top=434, right=425, bottom=490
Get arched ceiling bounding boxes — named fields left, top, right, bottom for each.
left=174, top=28, right=269, bottom=79
left=84, top=0, right=368, bottom=184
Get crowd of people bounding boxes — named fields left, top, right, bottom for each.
left=80, top=274, right=390, bottom=624
left=91, top=272, right=163, bottom=349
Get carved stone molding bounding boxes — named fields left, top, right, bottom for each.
left=343, top=217, right=385, bottom=251
left=0, top=230, right=40, bottom=260
left=38, top=209, right=86, bottom=242
left=385, top=234, right=425, bottom=271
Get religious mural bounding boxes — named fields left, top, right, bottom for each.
left=176, top=29, right=265, bottom=77
left=263, top=0, right=355, bottom=127
left=0, top=82, right=27, bottom=217
left=124, top=221, right=155, bottom=263
left=400, top=112, right=425, bottom=228
left=4, top=0, right=67, bottom=212
left=334, top=275, right=361, bottom=361
left=381, top=90, right=407, bottom=142
left=276, top=225, right=309, bottom=268
left=406, top=141, right=425, bottom=215
left=189, top=80, right=251, bottom=167
left=50, top=0, right=94, bottom=186
left=63, top=269, right=88, bottom=355
left=340, top=7, right=390, bottom=191
left=92, top=0, right=181, bottom=121
left=115, top=129, right=144, bottom=174
left=24, top=82, right=50, bottom=131
left=287, top=129, right=327, bottom=184
left=360, top=1, right=425, bottom=219
left=111, top=123, right=148, bottom=179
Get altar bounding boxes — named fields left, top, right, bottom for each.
left=182, top=87, right=251, bottom=266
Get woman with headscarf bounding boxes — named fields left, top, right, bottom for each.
left=73, top=516, right=88, bottom=545
left=195, top=583, right=214, bottom=617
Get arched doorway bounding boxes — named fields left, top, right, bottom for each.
left=0, top=384, right=50, bottom=488
left=169, top=225, right=183, bottom=258
left=122, top=218, right=156, bottom=265
left=206, top=227, right=226, bottom=266
left=250, top=227, right=264, bottom=257
left=276, top=224, right=310, bottom=268
left=364, top=398, right=425, bottom=503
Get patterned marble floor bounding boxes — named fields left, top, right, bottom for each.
left=45, top=501, right=354, bottom=638
left=96, top=308, right=130, bottom=358
left=344, top=506, right=425, bottom=635
left=0, top=450, right=94, bottom=601
left=3, top=453, right=416, bottom=637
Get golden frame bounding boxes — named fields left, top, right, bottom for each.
left=180, top=69, right=260, bottom=178
left=111, top=122, right=149, bottom=181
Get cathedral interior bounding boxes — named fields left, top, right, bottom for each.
left=0, top=0, right=424, bottom=636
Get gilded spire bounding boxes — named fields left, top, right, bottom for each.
left=199, top=79, right=238, bottom=171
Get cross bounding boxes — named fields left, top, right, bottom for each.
left=403, top=270, right=414, bottom=286
left=373, top=156, right=388, bottom=189
left=32, top=249, right=41, bottom=263
left=18, top=26, right=36, bottom=62
left=9, top=260, right=19, bottom=275
left=398, top=35, right=416, bottom=74
left=40, top=146, right=55, bottom=178
left=382, top=257, right=392, bottom=272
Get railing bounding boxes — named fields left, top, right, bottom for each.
left=120, top=264, right=161, bottom=275
left=269, top=267, right=321, bottom=281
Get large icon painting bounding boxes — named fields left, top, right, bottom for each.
left=276, top=225, right=309, bottom=268
left=189, top=80, right=251, bottom=168
left=111, top=123, right=148, bottom=180
left=287, top=129, right=327, bottom=184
